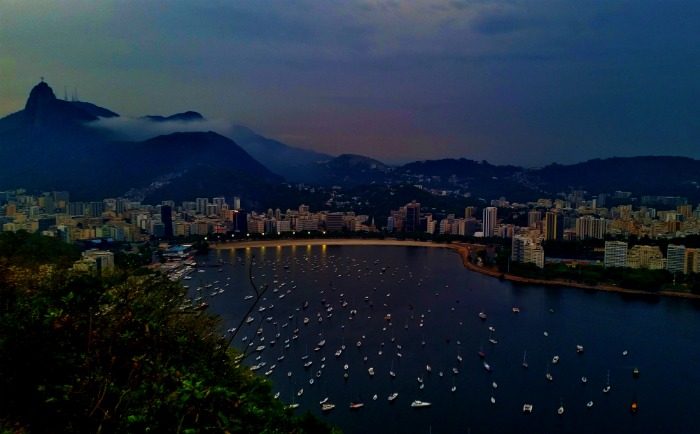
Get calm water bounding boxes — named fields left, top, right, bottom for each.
left=188, top=245, right=700, bottom=434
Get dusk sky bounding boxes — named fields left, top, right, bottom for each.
left=2, top=0, right=699, bottom=167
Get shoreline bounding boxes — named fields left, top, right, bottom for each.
left=209, top=238, right=700, bottom=300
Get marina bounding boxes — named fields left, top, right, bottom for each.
left=191, top=244, right=700, bottom=434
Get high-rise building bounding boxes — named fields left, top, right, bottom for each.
left=511, top=235, right=544, bottom=268
left=528, top=210, right=542, bottom=228
left=405, top=201, right=420, bottom=232
left=482, top=207, right=497, bottom=237
left=196, top=197, right=209, bottom=215
left=604, top=241, right=628, bottom=268
left=233, top=196, right=241, bottom=210
left=685, top=248, right=699, bottom=274
left=161, top=205, right=173, bottom=238
left=325, top=213, right=344, bottom=232
left=544, top=212, right=563, bottom=240
left=575, top=216, right=609, bottom=239
left=666, top=244, right=686, bottom=274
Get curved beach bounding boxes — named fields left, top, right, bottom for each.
left=211, top=238, right=699, bottom=299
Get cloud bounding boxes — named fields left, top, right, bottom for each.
left=87, top=116, right=235, bottom=142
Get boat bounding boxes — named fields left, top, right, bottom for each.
left=512, top=307, right=520, bottom=313
left=581, top=376, right=587, bottom=384
left=453, top=367, right=458, bottom=375
left=587, top=400, right=594, bottom=408
left=523, top=404, right=533, bottom=413
left=631, top=395, right=638, bottom=414
left=483, top=361, right=492, bottom=372
left=478, top=346, right=485, bottom=359
left=321, top=403, right=335, bottom=412
left=478, top=310, right=487, bottom=320
left=522, top=350, right=528, bottom=368
left=389, top=361, right=396, bottom=378
left=349, top=402, right=364, bottom=410
left=411, top=400, right=431, bottom=408
left=368, top=367, right=374, bottom=376
left=490, top=396, right=495, bottom=404
left=557, top=397, right=564, bottom=415
left=546, top=363, right=553, bottom=382
left=552, top=355, right=559, bottom=364
left=492, top=381, right=497, bottom=389
left=603, top=370, right=611, bottom=393
left=388, top=392, right=398, bottom=401
left=297, top=388, right=304, bottom=396
left=319, top=397, right=329, bottom=405
left=576, top=344, right=584, bottom=353
left=489, top=338, right=498, bottom=345
left=451, top=377, right=456, bottom=393
left=633, top=366, right=640, bottom=378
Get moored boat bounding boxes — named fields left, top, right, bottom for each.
left=411, top=400, right=431, bottom=408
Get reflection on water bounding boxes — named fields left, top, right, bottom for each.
left=193, top=245, right=700, bottom=434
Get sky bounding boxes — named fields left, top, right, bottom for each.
left=1, top=0, right=699, bottom=167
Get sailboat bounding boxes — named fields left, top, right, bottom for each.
left=451, top=377, right=456, bottom=393
left=603, top=370, right=611, bottom=393
left=522, top=350, right=528, bottom=368
left=389, top=360, right=396, bottom=378
left=557, top=397, right=564, bottom=415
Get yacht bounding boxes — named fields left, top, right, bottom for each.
left=523, top=404, right=533, bottom=413
left=411, top=400, right=431, bottom=408
left=388, top=392, right=398, bottom=401
left=552, top=355, right=560, bottom=364
left=321, top=403, right=335, bottom=412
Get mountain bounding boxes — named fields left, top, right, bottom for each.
left=291, top=154, right=393, bottom=187
left=142, top=111, right=204, bottom=122
left=0, top=82, right=282, bottom=202
left=226, top=125, right=333, bottom=180
left=526, top=156, right=700, bottom=202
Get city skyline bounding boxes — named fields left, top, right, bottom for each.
left=2, top=1, right=700, bottom=167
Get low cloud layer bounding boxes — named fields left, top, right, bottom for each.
left=88, top=116, right=236, bottom=142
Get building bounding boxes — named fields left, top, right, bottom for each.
left=325, top=212, right=344, bottom=232
left=544, top=212, right=563, bottom=241
left=604, top=241, right=628, bottom=268
left=666, top=244, right=686, bottom=274
left=685, top=248, right=699, bottom=274
left=405, top=201, right=421, bottom=232
left=161, top=205, right=173, bottom=238
left=575, top=216, right=608, bottom=239
left=627, top=245, right=664, bottom=270
left=511, top=235, right=544, bottom=268
left=482, top=207, right=497, bottom=237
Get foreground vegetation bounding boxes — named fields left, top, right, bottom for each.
left=0, top=231, right=339, bottom=433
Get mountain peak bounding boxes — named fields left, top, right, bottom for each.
left=24, top=81, right=57, bottom=112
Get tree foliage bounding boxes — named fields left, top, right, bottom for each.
left=0, top=233, right=340, bottom=433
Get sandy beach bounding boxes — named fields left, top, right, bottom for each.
left=210, top=238, right=699, bottom=299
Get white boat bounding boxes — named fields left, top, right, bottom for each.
left=603, top=370, right=611, bottom=393
left=319, top=397, right=329, bottom=405
left=490, top=396, right=496, bottom=404
left=411, top=400, right=431, bottom=408
left=478, top=310, right=487, bottom=320
left=483, top=361, right=492, bottom=372
left=522, top=350, right=528, bottom=368
left=368, top=367, right=374, bottom=376
left=349, top=402, right=364, bottom=410
left=552, top=355, right=560, bottom=364
left=581, top=376, right=587, bottom=384
left=576, top=345, right=584, bottom=353
left=587, top=400, right=594, bottom=408
left=492, top=381, right=498, bottom=389
left=523, top=403, right=533, bottom=413
left=321, top=403, right=335, bottom=412
left=546, top=363, right=553, bottom=382
left=297, top=388, right=304, bottom=396
left=388, top=392, right=398, bottom=401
